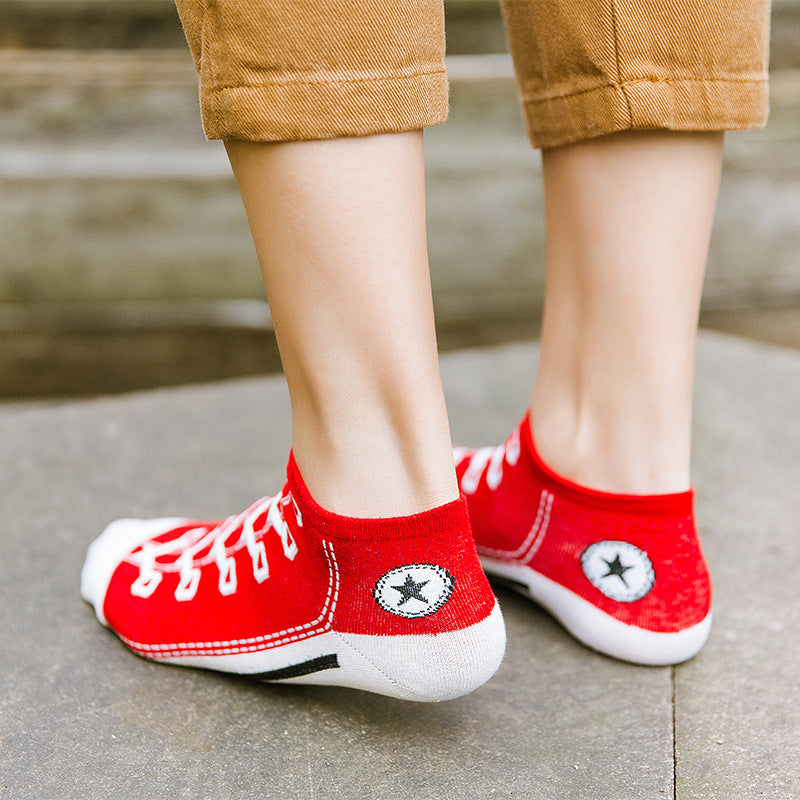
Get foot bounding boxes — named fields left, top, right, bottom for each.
left=454, top=413, right=712, bottom=665
left=81, top=454, right=505, bottom=701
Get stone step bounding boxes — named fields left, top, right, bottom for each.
left=3, top=297, right=798, bottom=399
left=1, top=0, right=185, bottom=50
left=1, top=0, right=798, bottom=67
left=1, top=53, right=797, bottom=308
left=1, top=52, right=798, bottom=397
left=0, top=0, right=507, bottom=52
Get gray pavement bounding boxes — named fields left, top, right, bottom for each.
left=1, top=331, right=799, bottom=799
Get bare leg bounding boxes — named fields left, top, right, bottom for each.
left=225, top=131, right=458, bottom=516
left=531, top=131, right=724, bottom=494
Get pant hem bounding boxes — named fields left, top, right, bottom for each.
left=200, top=70, right=449, bottom=142
left=520, top=76, right=769, bottom=149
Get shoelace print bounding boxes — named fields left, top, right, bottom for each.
left=454, top=425, right=522, bottom=495
left=455, top=426, right=554, bottom=562
left=130, top=491, right=301, bottom=601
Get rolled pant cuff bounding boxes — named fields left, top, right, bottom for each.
left=200, top=71, right=449, bottom=142
left=521, top=77, right=769, bottom=150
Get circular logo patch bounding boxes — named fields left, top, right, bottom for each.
left=581, top=541, right=655, bottom=603
left=373, top=564, right=455, bottom=618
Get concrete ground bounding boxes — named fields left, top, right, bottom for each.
left=1, top=331, right=799, bottom=799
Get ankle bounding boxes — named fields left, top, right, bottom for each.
left=529, top=402, right=691, bottom=495
left=292, top=418, right=459, bottom=518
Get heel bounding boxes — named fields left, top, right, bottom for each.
left=330, top=602, right=506, bottom=701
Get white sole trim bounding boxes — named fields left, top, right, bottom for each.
left=158, top=602, right=506, bottom=702
left=81, top=517, right=188, bottom=626
left=481, top=557, right=711, bottom=666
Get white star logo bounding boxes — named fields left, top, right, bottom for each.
left=373, top=564, right=455, bottom=618
left=581, top=541, right=655, bottom=602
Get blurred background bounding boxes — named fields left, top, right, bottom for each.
left=1, top=0, right=798, bottom=400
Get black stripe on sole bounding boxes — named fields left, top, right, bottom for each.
left=250, top=653, right=340, bottom=682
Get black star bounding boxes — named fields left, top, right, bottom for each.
left=602, top=554, right=633, bottom=587
left=392, top=574, right=430, bottom=606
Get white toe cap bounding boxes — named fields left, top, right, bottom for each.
left=80, top=517, right=187, bottom=625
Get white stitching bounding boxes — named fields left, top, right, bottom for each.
left=477, top=490, right=553, bottom=561
left=120, top=540, right=339, bottom=658
left=519, top=492, right=553, bottom=563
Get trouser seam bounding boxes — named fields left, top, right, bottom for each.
left=609, top=0, right=635, bottom=126
left=518, top=75, right=768, bottom=105
left=207, top=68, right=447, bottom=94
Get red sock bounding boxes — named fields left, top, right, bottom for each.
left=82, top=453, right=505, bottom=701
left=454, top=412, right=712, bottom=665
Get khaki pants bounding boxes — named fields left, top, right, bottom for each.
left=174, top=0, right=770, bottom=148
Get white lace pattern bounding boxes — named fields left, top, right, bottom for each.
left=129, top=491, right=301, bottom=602
left=454, top=425, right=521, bottom=495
